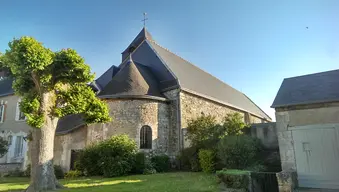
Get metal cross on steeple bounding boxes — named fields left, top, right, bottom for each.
left=142, top=12, right=148, bottom=27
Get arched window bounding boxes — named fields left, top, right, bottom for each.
left=140, top=126, right=152, bottom=149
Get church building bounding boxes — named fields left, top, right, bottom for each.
left=53, top=28, right=271, bottom=171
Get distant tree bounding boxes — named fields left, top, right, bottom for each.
left=1, top=37, right=111, bottom=192
left=0, top=137, right=8, bottom=158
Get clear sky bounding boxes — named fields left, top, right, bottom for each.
left=1, top=0, right=339, bottom=120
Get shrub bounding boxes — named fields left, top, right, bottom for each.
left=186, top=113, right=247, bottom=149
left=0, top=137, right=8, bottom=158
left=217, top=135, right=262, bottom=170
left=216, top=169, right=250, bottom=189
left=23, top=164, right=64, bottom=178
left=6, top=168, right=25, bottom=177
left=76, top=134, right=137, bottom=177
left=186, top=115, right=218, bottom=148
left=151, top=154, right=170, bottom=172
left=132, top=152, right=147, bottom=174
left=198, top=149, right=215, bottom=173
left=143, top=158, right=156, bottom=175
left=64, top=170, right=82, bottom=179
left=54, top=165, right=64, bottom=179
left=177, top=146, right=201, bottom=172
left=24, top=164, right=31, bottom=177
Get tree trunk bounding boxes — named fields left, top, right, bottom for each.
left=26, top=94, right=62, bottom=192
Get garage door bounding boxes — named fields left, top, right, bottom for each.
left=292, top=125, right=339, bottom=189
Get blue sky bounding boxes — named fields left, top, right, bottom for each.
left=1, top=0, right=339, bottom=120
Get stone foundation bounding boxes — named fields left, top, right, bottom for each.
left=0, top=163, right=22, bottom=174
left=276, top=171, right=298, bottom=192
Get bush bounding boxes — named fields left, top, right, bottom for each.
left=0, top=137, right=8, bottom=158
left=198, top=149, right=215, bottom=173
left=132, top=152, right=147, bottom=174
left=216, top=169, right=250, bottom=189
left=177, top=147, right=201, bottom=172
left=23, top=164, right=64, bottom=178
left=151, top=154, right=170, bottom=172
left=54, top=165, right=64, bottom=179
left=65, top=170, right=82, bottom=179
left=217, top=135, right=262, bottom=170
left=6, top=168, right=25, bottom=177
left=76, top=134, right=137, bottom=177
left=24, top=164, right=31, bottom=177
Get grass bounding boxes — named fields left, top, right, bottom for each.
left=216, top=169, right=250, bottom=175
left=0, top=172, right=219, bottom=192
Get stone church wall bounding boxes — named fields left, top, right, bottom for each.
left=54, top=126, right=87, bottom=172
left=163, top=89, right=181, bottom=156
left=54, top=99, right=170, bottom=172
left=180, top=91, right=266, bottom=148
left=85, top=99, right=170, bottom=153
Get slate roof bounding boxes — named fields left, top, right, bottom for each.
left=56, top=114, right=85, bottom=135
left=98, top=56, right=165, bottom=100
left=271, top=69, right=339, bottom=108
left=122, top=28, right=153, bottom=54
left=0, top=78, right=14, bottom=97
left=148, top=40, right=271, bottom=120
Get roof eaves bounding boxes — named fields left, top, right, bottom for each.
left=0, top=92, right=14, bottom=97
left=98, top=94, right=167, bottom=101
left=242, top=94, right=271, bottom=120
left=182, top=88, right=270, bottom=120
left=271, top=98, right=339, bottom=108
left=56, top=123, right=86, bottom=135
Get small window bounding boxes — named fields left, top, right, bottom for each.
left=0, top=104, right=5, bottom=123
left=140, top=126, right=152, bottom=149
left=7, top=135, right=12, bottom=145
left=14, top=136, right=24, bottom=157
left=16, top=100, right=26, bottom=121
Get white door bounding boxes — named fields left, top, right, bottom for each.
left=292, top=125, right=339, bottom=189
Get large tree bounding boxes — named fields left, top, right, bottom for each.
left=1, top=37, right=111, bottom=191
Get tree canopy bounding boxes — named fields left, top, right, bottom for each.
left=1, top=37, right=111, bottom=128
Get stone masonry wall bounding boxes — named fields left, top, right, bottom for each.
left=163, top=89, right=181, bottom=156
left=54, top=126, right=87, bottom=172
left=180, top=91, right=269, bottom=148
left=87, top=99, right=170, bottom=153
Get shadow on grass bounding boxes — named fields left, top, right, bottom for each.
left=0, top=172, right=219, bottom=192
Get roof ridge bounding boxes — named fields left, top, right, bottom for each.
left=149, top=40, right=245, bottom=94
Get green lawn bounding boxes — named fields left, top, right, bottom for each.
left=0, top=172, right=219, bottom=192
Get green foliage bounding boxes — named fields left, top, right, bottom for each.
left=133, top=152, right=147, bottom=174
left=186, top=113, right=247, bottom=149
left=2, top=37, right=111, bottom=128
left=76, top=134, right=137, bottom=177
left=54, top=165, right=64, bottom=179
left=64, top=170, right=83, bottom=179
left=24, top=164, right=31, bottom=177
left=177, top=146, right=201, bottom=172
left=0, top=137, right=8, bottom=158
left=186, top=115, right=217, bottom=147
left=5, top=168, right=25, bottom=177
left=198, top=149, right=216, bottom=173
left=151, top=154, right=170, bottom=173
left=222, top=113, right=247, bottom=136
left=217, top=135, right=263, bottom=170
left=216, top=169, right=250, bottom=189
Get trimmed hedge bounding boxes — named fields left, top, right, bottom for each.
left=217, top=135, right=263, bottom=170
left=198, top=149, right=215, bottom=173
left=216, top=169, right=250, bottom=189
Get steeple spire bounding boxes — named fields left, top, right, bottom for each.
left=142, top=13, right=148, bottom=28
